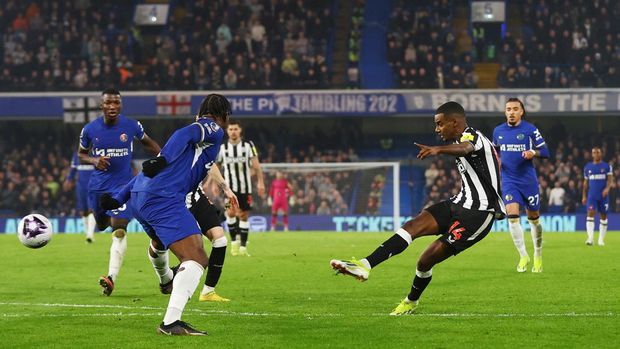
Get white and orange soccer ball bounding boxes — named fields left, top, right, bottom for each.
left=17, top=214, right=53, bottom=249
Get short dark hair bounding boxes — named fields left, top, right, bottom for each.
left=436, top=101, right=465, bottom=119
left=228, top=119, right=241, bottom=127
left=198, top=94, right=232, bottom=121
left=506, top=98, right=526, bottom=118
left=101, top=88, right=121, bottom=96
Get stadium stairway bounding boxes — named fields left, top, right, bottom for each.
left=453, top=2, right=472, bottom=56
left=506, top=1, right=525, bottom=40
left=359, top=0, right=394, bottom=89
left=474, top=63, right=500, bottom=88
left=331, top=0, right=354, bottom=88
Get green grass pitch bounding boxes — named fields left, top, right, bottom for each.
left=1, top=231, right=618, bottom=348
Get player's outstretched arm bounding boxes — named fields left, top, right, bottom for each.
left=140, top=134, right=162, bottom=156
left=582, top=178, right=589, bottom=204
left=415, top=142, right=474, bottom=159
left=208, top=165, right=239, bottom=209
left=603, top=171, right=613, bottom=198
left=523, top=128, right=550, bottom=159
left=78, top=147, right=110, bottom=171
left=114, top=176, right=137, bottom=206
left=142, top=156, right=168, bottom=177
left=251, top=157, right=265, bottom=197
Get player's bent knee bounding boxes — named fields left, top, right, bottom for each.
left=112, top=228, right=126, bottom=238
left=205, top=227, right=225, bottom=241
left=212, top=236, right=227, bottom=248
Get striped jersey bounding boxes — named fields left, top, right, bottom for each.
left=451, top=126, right=506, bottom=219
left=218, top=140, right=257, bottom=194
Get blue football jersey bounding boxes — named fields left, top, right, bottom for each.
left=493, top=120, right=548, bottom=184
left=67, top=152, right=94, bottom=188
left=131, top=119, right=224, bottom=198
left=79, top=114, right=145, bottom=191
left=584, top=162, right=612, bottom=199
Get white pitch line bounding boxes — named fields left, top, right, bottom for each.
left=0, top=302, right=616, bottom=318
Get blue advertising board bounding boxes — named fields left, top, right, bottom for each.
left=1, top=89, right=619, bottom=119
left=1, top=214, right=618, bottom=234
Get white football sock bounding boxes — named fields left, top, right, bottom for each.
left=163, top=260, right=204, bottom=325
left=509, top=219, right=528, bottom=257
left=599, top=219, right=608, bottom=245
left=586, top=217, right=595, bottom=242
left=529, top=218, right=543, bottom=258
left=81, top=216, right=89, bottom=235
left=148, top=244, right=173, bottom=284
left=86, top=213, right=96, bottom=240
left=108, top=230, right=127, bottom=282
left=201, top=285, right=215, bottom=295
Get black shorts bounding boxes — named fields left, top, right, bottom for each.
left=187, top=190, right=226, bottom=233
left=425, top=200, right=495, bottom=255
left=232, top=192, right=253, bottom=211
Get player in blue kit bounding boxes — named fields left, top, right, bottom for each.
left=78, top=88, right=161, bottom=296
left=493, top=98, right=549, bottom=273
left=582, top=146, right=613, bottom=246
left=124, top=94, right=236, bottom=335
left=63, top=152, right=96, bottom=243
left=102, top=165, right=234, bottom=303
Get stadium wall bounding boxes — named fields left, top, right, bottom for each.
left=2, top=214, right=619, bottom=234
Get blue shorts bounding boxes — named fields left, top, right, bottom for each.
left=89, top=189, right=133, bottom=223
left=76, top=182, right=90, bottom=212
left=587, top=196, right=609, bottom=214
left=130, top=191, right=201, bottom=249
left=502, top=181, right=541, bottom=211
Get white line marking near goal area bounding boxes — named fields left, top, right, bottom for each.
left=0, top=302, right=616, bottom=318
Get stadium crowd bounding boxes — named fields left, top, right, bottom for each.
left=0, top=0, right=334, bottom=91
left=495, top=0, right=620, bottom=88
left=387, top=0, right=478, bottom=89
left=0, top=127, right=75, bottom=217
left=0, top=122, right=364, bottom=217
left=244, top=144, right=359, bottom=215
left=423, top=134, right=620, bottom=213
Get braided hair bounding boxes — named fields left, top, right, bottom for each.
left=197, top=94, right=232, bottom=125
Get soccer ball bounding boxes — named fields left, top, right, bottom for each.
left=17, top=214, right=53, bottom=249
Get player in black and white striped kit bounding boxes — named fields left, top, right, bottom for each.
left=217, top=120, right=265, bottom=256
left=331, top=101, right=506, bottom=315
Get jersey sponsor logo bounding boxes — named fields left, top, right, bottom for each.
left=94, top=148, right=130, bottom=157
left=516, top=133, right=525, bottom=140
left=226, top=156, right=250, bottom=164
left=588, top=174, right=607, bottom=180
left=120, top=133, right=128, bottom=142
left=460, top=133, right=475, bottom=142
left=500, top=144, right=527, bottom=152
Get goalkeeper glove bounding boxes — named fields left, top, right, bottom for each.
left=100, top=193, right=120, bottom=210
left=142, top=156, right=168, bottom=177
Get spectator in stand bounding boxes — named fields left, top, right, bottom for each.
left=317, top=200, right=331, bottom=215
left=0, top=1, right=334, bottom=91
